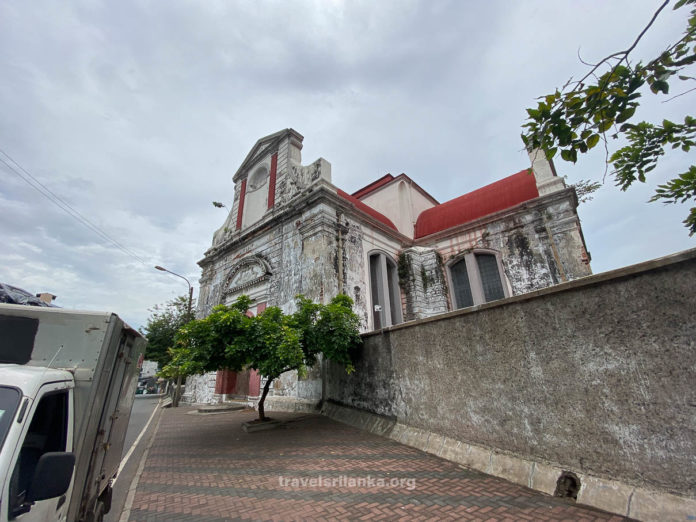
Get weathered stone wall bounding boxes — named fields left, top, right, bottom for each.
left=196, top=175, right=397, bottom=402
left=429, top=188, right=591, bottom=298
left=327, top=249, right=696, bottom=499
left=398, top=247, right=449, bottom=321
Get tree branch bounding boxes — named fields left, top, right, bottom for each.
left=662, top=85, right=696, bottom=102
left=571, top=0, right=670, bottom=92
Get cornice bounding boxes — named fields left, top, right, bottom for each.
left=198, top=182, right=413, bottom=267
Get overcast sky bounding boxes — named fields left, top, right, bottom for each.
left=1, top=0, right=693, bottom=330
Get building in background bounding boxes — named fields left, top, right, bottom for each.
left=184, top=129, right=591, bottom=406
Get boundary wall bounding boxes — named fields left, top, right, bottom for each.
left=325, top=249, right=696, bottom=520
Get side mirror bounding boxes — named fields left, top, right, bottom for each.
left=27, top=452, right=75, bottom=502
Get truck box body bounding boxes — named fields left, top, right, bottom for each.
left=0, top=304, right=145, bottom=521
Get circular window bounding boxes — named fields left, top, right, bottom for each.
left=248, top=165, right=269, bottom=191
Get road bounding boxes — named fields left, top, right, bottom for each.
left=105, top=396, right=160, bottom=522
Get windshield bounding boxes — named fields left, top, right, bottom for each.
left=0, top=386, right=21, bottom=452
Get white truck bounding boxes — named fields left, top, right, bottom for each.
left=0, top=304, right=146, bottom=522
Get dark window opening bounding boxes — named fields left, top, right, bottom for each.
left=476, top=253, right=505, bottom=302
left=9, top=390, right=69, bottom=518
left=449, top=251, right=507, bottom=310
left=0, top=386, right=21, bottom=452
left=369, top=254, right=382, bottom=329
left=450, top=258, right=474, bottom=309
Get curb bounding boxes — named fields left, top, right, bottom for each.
left=118, top=406, right=164, bottom=522
left=322, top=401, right=696, bottom=521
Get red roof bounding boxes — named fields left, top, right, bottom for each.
left=414, top=170, right=539, bottom=239
left=351, top=174, right=394, bottom=199
left=337, top=189, right=398, bottom=232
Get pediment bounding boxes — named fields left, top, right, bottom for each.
left=233, top=128, right=303, bottom=183
left=223, top=255, right=272, bottom=296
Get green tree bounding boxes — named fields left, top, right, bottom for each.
left=140, top=295, right=195, bottom=368
left=165, top=294, right=361, bottom=421
left=522, top=0, right=696, bottom=233
left=140, top=295, right=196, bottom=406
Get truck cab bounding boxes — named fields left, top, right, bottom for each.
left=0, top=304, right=145, bottom=522
left=0, top=367, right=76, bottom=522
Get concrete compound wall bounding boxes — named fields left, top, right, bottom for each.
left=325, top=248, right=696, bottom=520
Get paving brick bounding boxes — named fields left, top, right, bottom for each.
left=126, top=408, right=629, bottom=521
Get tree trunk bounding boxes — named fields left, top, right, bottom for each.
left=258, top=377, right=273, bottom=421
left=173, top=374, right=182, bottom=408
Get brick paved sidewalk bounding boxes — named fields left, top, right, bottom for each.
left=126, top=407, right=627, bottom=521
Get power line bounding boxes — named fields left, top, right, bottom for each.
left=0, top=148, right=149, bottom=266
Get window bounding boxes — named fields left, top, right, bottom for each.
left=448, top=251, right=507, bottom=309
left=368, top=252, right=402, bottom=329
left=9, top=389, right=69, bottom=518
left=0, top=386, right=21, bottom=452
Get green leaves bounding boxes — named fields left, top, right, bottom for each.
left=650, top=79, right=670, bottom=94
left=651, top=166, right=696, bottom=234
left=586, top=134, right=600, bottom=149
left=598, top=119, right=614, bottom=133
left=161, top=294, right=362, bottom=382
left=521, top=0, right=696, bottom=233
left=616, top=107, right=636, bottom=123
left=141, top=295, right=196, bottom=369
left=560, top=149, right=577, bottom=163
left=526, top=108, right=541, bottom=119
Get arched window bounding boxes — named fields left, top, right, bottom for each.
left=448, top=251, right=507, bottom=309
left=368, top=251, right=402, bottom=329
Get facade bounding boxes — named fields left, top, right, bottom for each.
left=183, top=128, right=591, bottom=405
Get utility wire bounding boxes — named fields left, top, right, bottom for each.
left=0, top=148, right=149, bottom=266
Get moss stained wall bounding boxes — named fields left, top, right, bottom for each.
left=327, top=249, right=696, bottom=498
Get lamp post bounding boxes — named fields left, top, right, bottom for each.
left=155, top=265, right=194, bottom=407
left=155, top=265, right=193, bottom=316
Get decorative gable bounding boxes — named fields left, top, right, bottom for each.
left=223, top=255, right=272, bottom=298
left=233, top=128, right=303, bottom=183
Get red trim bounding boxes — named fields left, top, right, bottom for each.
left=256, top=302, right=267, bottom=314
left=249, top=370, right=261, bottom=397
left=351, top=174, right=394, bottom=199
left=236, top=179, right=247, bottom=230
left=215, top=369, right=237, bottom=395
left=414, top=170, right=539, bottom=239
left=337, top=189, right=398, bottom=231
left=268, top=153, right=277, bottom=209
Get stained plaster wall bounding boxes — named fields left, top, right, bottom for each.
left=193, top=130, right=347, bottom=403
left=398, top=247, right=449, bottom=322
left=395, top=188, right=589, bottom=321
left=195, top=154, right=389, bottom=403
left=426, top=188, right=590, bottom=299
left=195, top=205, right=340, bottom=402
left=192, top=132, right=590, bottom=404
left=326, top=248, right=696, bottom=499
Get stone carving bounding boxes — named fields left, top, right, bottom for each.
left=223, top=256, right=272, bottom=298
left=278, top=159, right=324, bottom=205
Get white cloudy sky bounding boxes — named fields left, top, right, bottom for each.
left=1, top=0, right=693, bottom=330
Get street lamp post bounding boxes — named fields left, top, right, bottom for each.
left=155, top=265, right=193, bottom=316
left=155, top=265, right=194, bottom=407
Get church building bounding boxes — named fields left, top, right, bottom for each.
left=183, top=128, right=592, bottom=406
